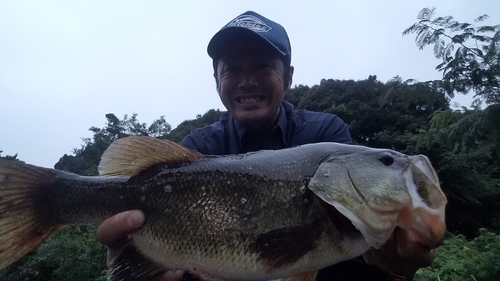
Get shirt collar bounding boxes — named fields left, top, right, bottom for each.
left=232, top=103, right=288, bottom=149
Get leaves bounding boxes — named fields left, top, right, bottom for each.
left=403, top=8, right=500, bottom=104
left=0, top=225, right=107, bottom=281
left=415, top=229, right=500, bottom=281
left=55, top=113, right=172, bottom=175
left=0, top=150, right=21, bottom=162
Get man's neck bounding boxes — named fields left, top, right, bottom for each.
left=245, top=123, right=276, bottom=138
left=243, top=108, right=280, bottom=138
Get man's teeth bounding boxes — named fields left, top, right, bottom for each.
left=239, top=97, right=263, bottom=104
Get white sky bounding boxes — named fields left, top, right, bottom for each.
left=1, top=1, right=499, bottom=168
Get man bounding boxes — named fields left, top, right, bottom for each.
left=96, top=11, right=436, bottom=281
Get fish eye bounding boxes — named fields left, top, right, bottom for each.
left=378, top=154, right=394, bottom=166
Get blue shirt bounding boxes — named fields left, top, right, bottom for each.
left=180, top=101, right=352, bottom=154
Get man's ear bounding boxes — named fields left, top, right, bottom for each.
left=213, top=59, right=220, bottom=89
left=286, top=65, right=295, bottom=90
left=214, top=72, right=220, bottom=89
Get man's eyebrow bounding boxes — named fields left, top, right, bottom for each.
left=219, top=55, right=239, bottom=61
left=220, top=53, right=278, bottom=61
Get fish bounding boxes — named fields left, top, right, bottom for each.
left=0, top=136, right=447, bottom=281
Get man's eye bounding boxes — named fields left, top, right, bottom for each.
left=223, top=67, right=237, bottom=73
left=256, top=63, right=270, bottom=69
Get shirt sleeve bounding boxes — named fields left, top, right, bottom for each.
left=180, top=131, right=209, bottom=154
left=320, top=115, right=352, bottom=144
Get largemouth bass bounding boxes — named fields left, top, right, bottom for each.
left=0, top=136, right=447, bottom=281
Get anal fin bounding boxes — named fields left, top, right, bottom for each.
left=108, top=244, right=165, bottom=281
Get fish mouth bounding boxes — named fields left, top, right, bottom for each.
left=320, top=170, right=395, bottom=248
left=326, top=204, right=362, bottom=238
left=236, top=96, right=265, bottom=104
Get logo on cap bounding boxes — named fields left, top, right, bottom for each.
left=228, top=15, right=272, bottom=33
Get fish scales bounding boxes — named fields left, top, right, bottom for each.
left=0, top=136, right=447, bottom=281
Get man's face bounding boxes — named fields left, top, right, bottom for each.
left=215, top=40, right=293, bottom=132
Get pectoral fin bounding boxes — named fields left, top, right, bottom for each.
left=107, top=244, right=165, bottom=281
left=250, top=223, right=323, bottom=272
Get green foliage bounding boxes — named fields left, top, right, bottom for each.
left=403, top=7, right=500, bottom=105
left=415, top=105, right=500, bottom=236
left=54, top=110, right=221, bottom=175
left=415, top=229, right=500, bottom=281
left=284, top=84, right=310, bottom=107
left=0, top=150, right=21, bottom=161
left=287, top=75, right=449, bottom=151
left=406, top=10, right=500, bottom=234
left=164, top=109, right=224, bottom=142
left=55, top=113, right=172, bottom=175
left=421, top=104, right=500, bottom=159
left=0, top=225, right=107, bottom=281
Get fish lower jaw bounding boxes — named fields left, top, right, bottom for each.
left=328, top=205, right=394, bottom=249
left=348, top=218, right=396, bottom=249
left=359, top=228, right=394, bottom=249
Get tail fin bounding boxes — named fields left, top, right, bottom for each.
left=0, top=160, right=63, bottom=269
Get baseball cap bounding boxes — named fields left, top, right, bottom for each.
left=207, top=11, right=292, bottom=65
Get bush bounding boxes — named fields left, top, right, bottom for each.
left=415, top=228, right=500, bottom=281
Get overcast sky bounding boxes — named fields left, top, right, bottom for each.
left=1, top=1, right=499, bottom=168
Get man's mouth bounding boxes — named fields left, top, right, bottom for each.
left=236, top=96, right=264, bottom=104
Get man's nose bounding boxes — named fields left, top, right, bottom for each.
left=238, top=71, right=258, bottom=89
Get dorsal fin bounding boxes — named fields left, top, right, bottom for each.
left=98, top=136, right=204, bottom=177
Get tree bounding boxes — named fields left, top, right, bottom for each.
left=403, top=9, right=500, bottom=237
left=0, top=150, right=21, bottom=161
left=415, top=106, right=500, bottom=237
left=403, top=7, right=500, bottom=105
left=287, top=76, right=448, bottom=151
left=416, top=228, right=500, bottom=280
left=0, top=225, right=107, bottom=281
left=55, top=113, right=172, bottom=175
left=165, top=109, right=224, bottom=142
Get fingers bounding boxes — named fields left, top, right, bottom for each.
left=150, top=270, right=185, bottom=281
left=96, top=210, right=145, bottom=264
left=362, top=227, right=438, bottom=277
left=96, top=210, right=145, bottom=247
left=96, top=210, right=185, bottom=280
left=395, top=228, right=436, bottom=267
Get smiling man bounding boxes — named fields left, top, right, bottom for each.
left=180, top=11, right=350, bottom=154
left=96, top=11, right=435, bottom=281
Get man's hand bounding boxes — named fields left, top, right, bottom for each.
left=362, top=227, right=437, bottom=279
left=96, top=210, right=184, bottom=281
